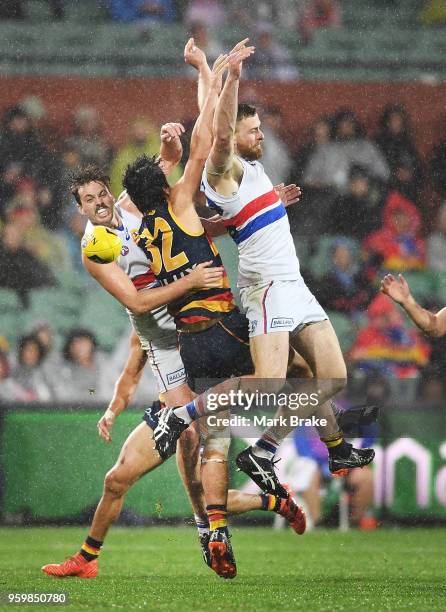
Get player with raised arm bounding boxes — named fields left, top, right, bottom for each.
left=41, top=52, right=231, bottom=580
left=381, top=273, right=446, bottom=337
left=151, top=38, right=375, bottom=495
left=121, top=45, right=256, bottom=578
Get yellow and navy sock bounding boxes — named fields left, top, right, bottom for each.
left=321, top=431, right=352, bottom=458
left=80, top=536, right=103, bottom=562
left=260, top=493, right=282, bottom=513
left=207, top=504, right=228, bottom=531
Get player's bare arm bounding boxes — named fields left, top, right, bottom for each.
left=381, top=273, right=446, bottom=337
left=207, top=45, right=254, bottom=194
left=82, top=254, right=224, bottom=315
left=185, top=37, right=251, bottom=112
left=175, top=41, right=253, bottom=218
left=172, top=52, right=232, bottom=213
left=97, top=330, right=147, bottom=443
left=184, top=37, right=212, bottom=112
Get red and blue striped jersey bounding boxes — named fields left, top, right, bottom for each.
left=201, top=156, right=301, bottom=288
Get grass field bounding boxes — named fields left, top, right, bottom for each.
left=1, top=526, right=445, bottom=611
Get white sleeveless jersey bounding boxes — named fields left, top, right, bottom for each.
left=201, top=156, right=301, bottom=287
left=83, top=206, right=177, bottom=347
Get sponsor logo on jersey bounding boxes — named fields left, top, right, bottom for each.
left=271, top=317, right=294, bottom=329
left=167, top=367, right=186, bottom=385
left=121, top=245, right=129, bottom=256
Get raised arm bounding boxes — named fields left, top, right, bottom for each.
left=208, top=44, right=253, bottom=183
left=82, top=254, right=224, bottom=315
left=158, top=122, right=185, bottom=177
left=184, top=37, right=212, bottom=112
left=381, top=273, right=446, bottom=337
left=172, top=53, right=232, bottom=206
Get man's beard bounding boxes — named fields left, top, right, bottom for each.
left=240, top=144, right=263, bottom=161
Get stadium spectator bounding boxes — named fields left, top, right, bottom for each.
left=54, top=329, right=109, bottom=402
left=387, top=153, right=422, bottom=205
left=0, top=0, right=24, bottom=18
left=417, top=366, right=446, bottom=404
left=429, top=134, right=446, bottom=198
left=316, top=238, right=372, bottom=315
left=246, top=23, right=299, bottom=81
left=107, top=0, right=176, bottom=23
left=184, top=0, right=225, bottom=27
left=4, top=197, right=72, bottom=275
left=427, top=203, right=446, bottom=273
left=31, top=323, right=64, bottom=384
left=363, top=190, right=426, bottom=275
left=0, top=350, right=30, bottom=402
left=298, top=0, right=342, bottom=45
left=64, top=106, right=114, bottom=171
left=420, top=0, right=446, bottom=25
left=375, top=104, right=422, bottom=193
left=11, top=335, right=54, bottom=401
left=259, top=106, right=292, bottom=185
left=303, top=109, right=389, bottom=194
left=110, top=117, right=182, bottom=196
left=291, top=115, right=332, bottom=185
left=349, top=293, right=431, bottom=378
left=0, top=105, right=63, bottom=229
left=0, top=221, right=55, bottom=307
left=330, top=165, right=384, bottom=238
left=0, top=106, right=47, bottom=180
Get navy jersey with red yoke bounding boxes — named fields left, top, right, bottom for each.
left=136, top=202, right=236, bottom=329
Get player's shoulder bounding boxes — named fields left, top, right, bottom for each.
left=116, top=190, right=143, bottom=221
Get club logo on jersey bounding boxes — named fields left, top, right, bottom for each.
left=249, top=319, right=258, bottom=334
left=167, top=367, right=186, bottom=385
left=271, top=317, right=294, bottom=329
left=121, top=245, right=129, bottom=256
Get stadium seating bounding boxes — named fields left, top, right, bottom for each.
left=0, top=2, right=444, bottom=80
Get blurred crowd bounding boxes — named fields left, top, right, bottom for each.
left=1, top=91, right=446, bottom=405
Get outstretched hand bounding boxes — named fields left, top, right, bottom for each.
left=184, top=37, right=207, bottom=69
left=97, top=409, right=116, bottom=443
left=380, top=273, right=411, bottom=304
left=228, top=39, right=255, bottom=78
left=160, top=122, right=185, bottom=143
left=274, top=183, right=302, bottom=207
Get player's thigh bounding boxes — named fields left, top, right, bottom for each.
left=109, top=422, right=162, bottom=485
left=163, top=382, right=196, bottom=407
left=290, top=319, right=347, bottom=380
left=249, top=330, right=290, bottom=378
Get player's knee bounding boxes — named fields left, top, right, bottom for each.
left=202, top=431, right=231, bottom=460
left=104, top=468, right=130, bottom=498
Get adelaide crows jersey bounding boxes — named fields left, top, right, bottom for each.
left=136, top=201, right=235, bottom=329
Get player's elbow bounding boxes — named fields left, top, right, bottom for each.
left=127, top=301, right=146, bottom=316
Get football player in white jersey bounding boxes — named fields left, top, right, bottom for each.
left=153, top=38, right=374, bottom=496
left=41, top=47, right=231, bottom=580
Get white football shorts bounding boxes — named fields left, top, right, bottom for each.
left=240, top=278, right=327, bottom=338
left=127, top=305, right=186, bottom=394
